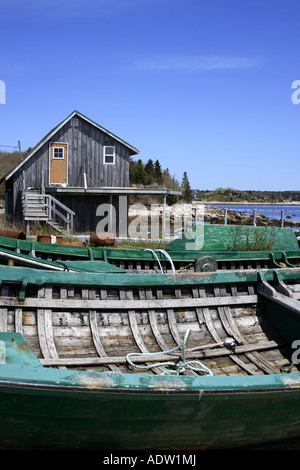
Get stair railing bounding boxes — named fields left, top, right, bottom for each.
left=45, top=194, right=75, bottom=233
left=23, top=191, right=75, bottom=233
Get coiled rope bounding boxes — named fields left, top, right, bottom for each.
left=126, top=328, right=213, bottom=376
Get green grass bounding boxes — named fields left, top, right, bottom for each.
left=226, top=225, right=283, bottom=251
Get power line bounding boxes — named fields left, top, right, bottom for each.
left=0, top=141, right=23, bottom=160
left=0, top=144, right=19, bottom=148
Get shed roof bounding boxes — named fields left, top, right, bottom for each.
left=1, top=110, right=139, bottom=182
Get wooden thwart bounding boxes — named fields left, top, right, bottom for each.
left=0, top=294, right=258, bottom=310
left=39, top=339, right=281, bottom=367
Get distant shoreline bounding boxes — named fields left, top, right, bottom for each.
left=201, top=201, right=300, bottom=206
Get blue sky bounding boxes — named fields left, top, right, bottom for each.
left=0, top=0, right=299, bottom=191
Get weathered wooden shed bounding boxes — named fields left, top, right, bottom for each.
left=1, top=111, right=180, bottom=236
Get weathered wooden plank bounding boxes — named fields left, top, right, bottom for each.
left=39, top=339, right=281, bottom=367
left=167, top=309, right=183, bottom=345
left=0, top=309, right=7, bottom=332
left=146, top=288, right=169, bottom=351
left=15, top=308, right=23, bottom=333
left=89, top=310, right=119, bottom=372
left=215, top=286, right=278, bottom=374
left=222, top=305, right=277, bottom=374
left=200, top=287, right=257, bottom=375
left=120, top=290, right=144, bottom=352
left=37, top=287, right=59, bottom=360
left=192, top=288, right=205, bottom=328
left=0, top=295, right=259, bottom=310
left=123, top=289, right=165, bottom=374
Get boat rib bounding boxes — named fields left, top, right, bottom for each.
left=0, top=274, right=296, bottom=377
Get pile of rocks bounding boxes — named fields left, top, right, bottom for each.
left=128, top=203, right=297, bottom=229
left=204, top=206, right=271, bottom=226
left=205, top=206, right=300, bottom=227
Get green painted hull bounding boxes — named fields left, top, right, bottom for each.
left=0, top=266, right=300, bottom=449
left=0, top=334, right=300, bottom=450
left=1, top=261, right=300, bottom=291
left=0, top=226, right=299, bottom=273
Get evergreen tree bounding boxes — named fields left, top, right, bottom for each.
left=181, top=172, right=192, bottom=202
left=128, top=156, right=182, bottom=196
left=154, top=159, right=162, bottom=183
left=144, top=159, right=154, bottom=178
left=129, top=156, right=137, bottom=185
left=144, top=159, right=155, bottom=185
left=133, top=159, right=146, bottom=185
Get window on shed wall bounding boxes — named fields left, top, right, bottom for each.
left=103, top=146, right=115, bottom=164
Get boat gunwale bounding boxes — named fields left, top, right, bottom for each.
left=1, top=265, right=300, bottom=289
left=0, top=235, right=299, bottom=262
left=1, top=267, right=300, bottom=394
left=0, top=366, right=300, bottom=395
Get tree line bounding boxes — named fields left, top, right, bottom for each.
left=0, top=150, right=23, bottom=180
left=129, top=157, right=193, bottom=203
left=194, top=187, right=300, bottom=203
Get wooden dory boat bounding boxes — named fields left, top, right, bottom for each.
left=0, top=265, right=300, bottom=449
left=0, top=224, right=299, bottom=273
left=0, top=245, right=127, bottom=273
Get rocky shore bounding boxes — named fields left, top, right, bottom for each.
left=204, top=205, right=288, bottom=227
left=129, top=203, right=298, bottom=228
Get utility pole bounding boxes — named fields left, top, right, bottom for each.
left=18, top=140, right=22, bottom=161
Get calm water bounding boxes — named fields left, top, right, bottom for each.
left=207, top=203, right=300, bottom=227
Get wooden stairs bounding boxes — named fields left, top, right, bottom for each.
left=22, top=190, right=75, bottom=234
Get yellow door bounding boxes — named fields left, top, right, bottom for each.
left=50, top=143, right=67, bottom=185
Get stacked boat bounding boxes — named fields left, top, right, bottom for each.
left=0, top=224, right=300, bottom=450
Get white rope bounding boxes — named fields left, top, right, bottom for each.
left=143, top=249, right=164, bottom=273
left=126, top=328, right=213, bottom=376
left=155, top=249, right=176, bottom=274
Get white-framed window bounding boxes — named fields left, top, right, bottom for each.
left=53, top=146, right=65, bottom=159
left=103, top=145, right=115, bottom=164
